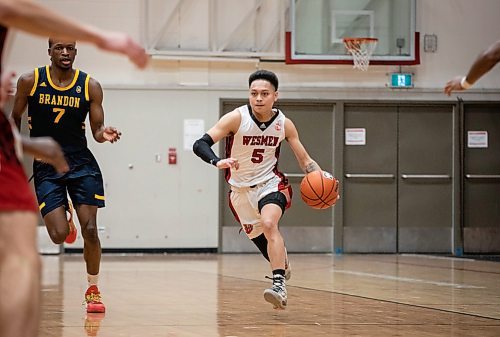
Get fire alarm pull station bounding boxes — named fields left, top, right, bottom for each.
left=168, top=148, right=177, bottom=165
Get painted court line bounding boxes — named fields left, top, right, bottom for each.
left=334, top=270, right=485, bottom=289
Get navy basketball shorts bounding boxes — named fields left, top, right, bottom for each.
left=34, top=150, right=105, bottom=217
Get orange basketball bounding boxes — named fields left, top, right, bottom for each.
left=300, top=171, right=339, bottom=209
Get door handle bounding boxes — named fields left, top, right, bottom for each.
left=465, top=174, right=500, bottom=179
left=401, top=174, right=451, bottom=179
left=284, top=173, right=305, bottom=178
left=345, top=174, right=395, bottom=178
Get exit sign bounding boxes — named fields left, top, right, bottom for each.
left=390, top=73, right=413, bottom=88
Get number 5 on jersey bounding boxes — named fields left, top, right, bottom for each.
left=251, top=148, right=264, bottom=163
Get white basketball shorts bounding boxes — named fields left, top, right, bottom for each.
left=229, top=175, right=291, bottom=239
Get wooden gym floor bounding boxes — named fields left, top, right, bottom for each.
left=39, top=253, right=500, bottom=337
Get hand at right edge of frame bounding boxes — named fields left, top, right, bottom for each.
left=444, top=76, right=465, bottom=96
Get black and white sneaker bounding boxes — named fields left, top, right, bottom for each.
left=263, top=274, right=287, bottom=309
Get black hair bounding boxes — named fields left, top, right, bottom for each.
left=248, top=69, right=279, bottom=91
left=48, top=38, right=76, bottom=48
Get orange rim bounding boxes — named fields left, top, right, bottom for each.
left=343, top=37, right=378, bottom=43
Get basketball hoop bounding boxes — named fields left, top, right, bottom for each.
left=343, top=37, right=378, bottom=71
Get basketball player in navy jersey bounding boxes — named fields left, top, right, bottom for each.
left=194, top=70, right=334, bottom=310
left=11, top=38, right=124, bottom=314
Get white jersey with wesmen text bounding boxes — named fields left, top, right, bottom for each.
left=225, top=104, right=287, bottom=188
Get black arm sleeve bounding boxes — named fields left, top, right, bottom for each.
left=192, top=133, right=221, bottom=166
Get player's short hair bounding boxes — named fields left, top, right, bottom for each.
left=48, top=38, right=76, bottom=48
left=248, top=70, right=279, bottom=91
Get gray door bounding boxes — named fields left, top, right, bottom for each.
left=343, top=104, right=455, bottom=253
left=398, top=106, right=453, bottom=253
left=220, top=100, right=335, bottom=253
left=463, top=103, right=500, bottom=253
left=343, top=105, right=398, bottom=252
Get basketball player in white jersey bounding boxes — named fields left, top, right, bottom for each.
left=193, top=70, right=333, bottom=309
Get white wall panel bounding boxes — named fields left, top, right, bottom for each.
left=417, top=0, right=500, bottom=89
left=72, top=88, right=238, bottom=249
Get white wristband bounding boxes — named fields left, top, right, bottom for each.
left=460, top=76, right=472, bottom=89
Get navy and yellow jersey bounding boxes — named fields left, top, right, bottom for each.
left=27, top=65, right=91, bottom=154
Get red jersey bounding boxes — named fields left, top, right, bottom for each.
left=0, top=25, right=37, bottom=212
left=0, top=111, right=37, bottom=212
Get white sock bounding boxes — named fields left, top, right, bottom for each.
left=87, top=274, right=99, bottom=287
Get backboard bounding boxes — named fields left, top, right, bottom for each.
left=287, top=0, right=418, bottom=66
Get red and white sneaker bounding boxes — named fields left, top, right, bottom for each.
left=64, top=201, right=77, bottom=244
left=85, top=285, right=106, bottom=313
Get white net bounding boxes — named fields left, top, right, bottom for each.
left=343, top=38, right=378, bottom=71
